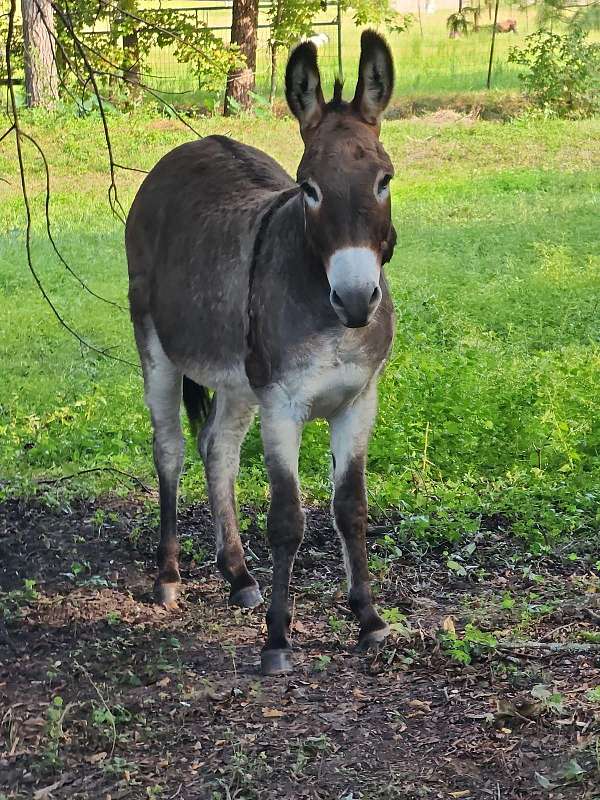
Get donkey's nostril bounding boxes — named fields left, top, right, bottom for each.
left=368, top=285, right=382, bottom=310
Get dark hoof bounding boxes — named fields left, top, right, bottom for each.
left=355, top=622, right=390, bottom=653
left=154, top=581, right=179, bottom=611
left=229, top=583, right=264, bottom=609
left=261, top=648, right=294, bottom=676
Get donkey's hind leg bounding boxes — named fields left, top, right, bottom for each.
left=199, top=390, right=262, bottom=609
left=137, top=320, right=185, bottom=610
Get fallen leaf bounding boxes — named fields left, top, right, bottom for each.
left=442, top=616, right=456, bottom=635
left=87, top=751, right=107, bottom=764
left=450, top=792, right=472, bottom=799
left=535, top=772, right=555, bottom=790
left=407, top=699, right=431, bottom=712
left=261, top=707, right=284, bottom=718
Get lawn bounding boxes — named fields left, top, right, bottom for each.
left=1, top=109, right=599, bottom=550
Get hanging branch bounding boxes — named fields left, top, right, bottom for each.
left=20, top=129, right=127, bottom=310
left=4, top=0, right=139, bottom=370
left=4, top=0, right=238, bottom=373
left=47, top=3, right=204, bottom=137
left=100, top=0, right=229, bottom=71
left=52, top=0, right=127, bottom=223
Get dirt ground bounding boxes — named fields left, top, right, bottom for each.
left=0, top=496, right=599, bottom=799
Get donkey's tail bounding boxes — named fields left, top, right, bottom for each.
left=182, top=376, right=212, bottom=436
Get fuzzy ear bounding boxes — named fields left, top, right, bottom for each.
left=352, top=30, right=394, bottom=126
left=285, top=42, right=325, bottom=140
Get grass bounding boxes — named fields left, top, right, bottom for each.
left=1, top=109, right=600, bottom=549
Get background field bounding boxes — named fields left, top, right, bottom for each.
left=141, top=4, right=534, bottom=99
left=1, top=111, right=599, bottom=548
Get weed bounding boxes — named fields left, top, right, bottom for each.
left=328, top=615, right=345, bottom=634
left=441, top=623, right=498, bottom=665
left=291, top=734, right=332, bottom=779
left=531, top=684, right=565, bottom=715
left=180, top=536, right=208, bottom=565
left=313, top=655, right=332, bottom=672
left=40, top=696, right=67, bottom=770
left=586, top=687, right=600, bottom=703
left=0, top=579, right=40, bottom=622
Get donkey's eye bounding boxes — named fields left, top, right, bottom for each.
left=376, top=174, right=393, bottom=199
left=301, top=180, right=322, bottom=209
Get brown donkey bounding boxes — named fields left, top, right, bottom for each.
left=126, top=31, right=397, bottom=675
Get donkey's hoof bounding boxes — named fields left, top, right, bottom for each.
left=154, top=582, right=179, bottom=610
left=355, top=622, right=390, bottom=653
left=261, top=648, right=294, bottom=676
left=230, top=583, right=264, bottom=609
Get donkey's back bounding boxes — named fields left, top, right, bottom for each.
left=126, top=135, right=295, bottom=382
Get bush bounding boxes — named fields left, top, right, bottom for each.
left=508, top=27, right=600, bottom=118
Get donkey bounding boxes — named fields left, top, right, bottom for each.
left=495, top=18, right=518, bottom=33
left=126, top=30, right=397, bottom=675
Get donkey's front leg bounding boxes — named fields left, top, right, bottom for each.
left=330, top=384, right=390, bottom=651
left=260, top=412, right=305, bottom=676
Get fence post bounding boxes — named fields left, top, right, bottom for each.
left=337, top=0, right=343, bottom=80
left=486, top=0, right=500, bottom=89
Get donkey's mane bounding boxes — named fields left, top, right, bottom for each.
left=328, top=78, right=345, bottom=110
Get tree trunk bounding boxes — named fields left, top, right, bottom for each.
left=21, top=0, right=59, bottom=108
left=224, top=0, right=259, bottom=115
left=120, top=0, right=140, bottom=89
left=123, top=30, right=140, bottom=87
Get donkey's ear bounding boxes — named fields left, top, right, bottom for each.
left=352, top=30, right=394, bottom=127
left=285, top=42, right=325, bottom=140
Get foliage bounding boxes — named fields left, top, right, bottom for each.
left=52, top=0, right=240, bottom=102
left=446, top=10, right=472, bottom=38
left=0, top=579, right=40, bottom=622
left=536, top=0, right=600, bottom=31
left=0, top=9, right=23, bottom=81
left=441, top=623, right=498, bottom=664
left=508, top=27, right=600, bottom=118
left=268, top=0, right=323, bottom=52
left=347, top=0, right=413, bottom=33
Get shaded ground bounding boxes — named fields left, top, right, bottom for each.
left=0, top=497, right=599, bottom=799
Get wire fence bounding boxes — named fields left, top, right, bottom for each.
left=81, top=1, right=342, bottom=98
left=80, top=2, right=533, bottom=100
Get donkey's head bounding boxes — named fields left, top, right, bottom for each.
left=286, top=30, right=395, bottom=328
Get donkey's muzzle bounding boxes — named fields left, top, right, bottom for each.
left=327, top=247, right=382, bottom=328
left=330, top=284, right=382, bottom=328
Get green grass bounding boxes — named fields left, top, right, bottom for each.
left=1, top=109, right=600, bottom=549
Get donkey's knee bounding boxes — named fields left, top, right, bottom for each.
left=153, top=429, right=185, bottom=483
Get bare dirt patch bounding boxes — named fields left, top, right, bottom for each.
left=1, top=498, right=599, bottom=799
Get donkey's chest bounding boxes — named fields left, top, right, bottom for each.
left=272, top=352, right=378, bottom=421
